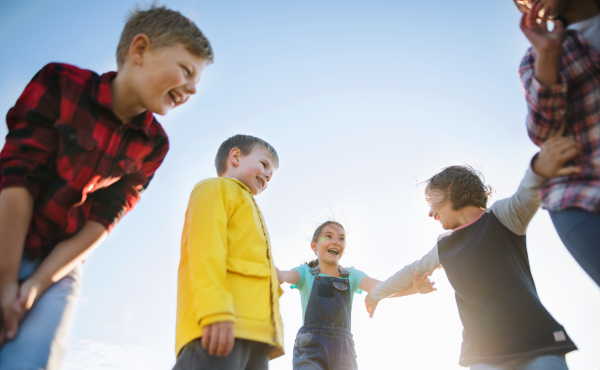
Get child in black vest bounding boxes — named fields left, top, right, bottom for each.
left=365, top=137, right=582, bottom=369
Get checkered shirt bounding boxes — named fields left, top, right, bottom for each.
left=519, top=30, right=600, bottom=213
left=0, top=63, right=169, bottom=257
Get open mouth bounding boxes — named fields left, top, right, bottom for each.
left=168, top=90, right=184, bottom=105
left=327, top=248, right=339, bottom=256
left=256, top=177, right=265, bottom=190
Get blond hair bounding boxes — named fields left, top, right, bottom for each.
left=116, top=4, right=213, bottom=66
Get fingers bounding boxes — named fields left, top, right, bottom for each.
left=539, top=5, right=549, bottom=30
left=201, top=325, right=211, bottom=350
left=208, top=325, right=220, bottom=356
left=215, top=324, right=233, bottom=357
left=203, top=322, right=234, bottom=357
left=555, top=166, right=582, bottom=176
left=552, top=18, right=564, bottom=35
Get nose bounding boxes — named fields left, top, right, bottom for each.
left=185, top=81, right=197, bottom=95
left=265, top=169, right=272, bottom=182
left=428, top=209, right=434, bottom=218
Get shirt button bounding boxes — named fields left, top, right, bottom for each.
left=105, top=153, right=111, bottom=159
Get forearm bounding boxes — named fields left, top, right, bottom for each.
left=0, top=188, right=34, bottom=290
left=534, top=51, right=560, bottom=86
left=371, top=246, right=441, bottom=302
left=28, top=220, right=107, bottom=296
left=390, top=285, right=417, bottom=298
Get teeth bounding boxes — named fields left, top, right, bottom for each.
left=169, top=91, right=182, bottom=103
left=327, top=249, right=339, bottom=255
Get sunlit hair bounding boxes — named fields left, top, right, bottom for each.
left=512, top=0, right=600, bottom=23
left=116, top=4, right=213, bottom=67
left=424, top=165, right=493, bottom=211
left=306, top=221, right=345, bottom=268
left=215, top=134, right=279, bottom=176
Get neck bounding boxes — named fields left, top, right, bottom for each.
left=317, top=261, right=340, bottom=277
left=562, top=0, right=600, bottom=25
left=454, top=206, right=485, bottom=230
left=110, top=69, right=145, bottom=125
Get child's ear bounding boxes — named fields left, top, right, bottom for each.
left=228, top=148, right=241, bottom=168
left=310, top=241, right=317, bottom=253
left=129, top=34, right=151, bottom=66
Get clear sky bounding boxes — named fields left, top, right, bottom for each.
left=1, top=1, right=599, bottom=369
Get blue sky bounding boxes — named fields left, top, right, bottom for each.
left=1, top=1, right=599, bottom=369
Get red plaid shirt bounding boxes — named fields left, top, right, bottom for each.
left=0, top=63, right=169, bottom=257
left=519, top=30, right=600, bottom=213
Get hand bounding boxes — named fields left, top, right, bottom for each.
left=202, top=321, right=234, bottom=357
left=532, top=137, right=583, bottom=178
left=364, top=292, right=378, bottom=318
left=520, top=2, right=565, bottom=57
left=413, top=272, right=437, bottom=294
left=0, top=283, right=20, bottom=348
left=275, top=267, right=283, bottom=285
left=12, top=278, right=41, bottom=322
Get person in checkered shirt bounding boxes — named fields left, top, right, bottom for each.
left=0, top=5, right=212, bottom=369
left=516, top=0, right=600, bottom=287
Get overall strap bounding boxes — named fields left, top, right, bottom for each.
left=338, top=266, right=349, bottom=278
left=310, top=265, right=320, bottom=276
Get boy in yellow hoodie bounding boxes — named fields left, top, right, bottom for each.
left=174, top=134, right=283, bottom=370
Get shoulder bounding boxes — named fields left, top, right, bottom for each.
left=436, top=230, right=453, bottom=243
left=41, top=63, right=98, bottom=85
left=346, top=266, right=367, bottom=279
left=293, top=264, right=310, bottom=275
left=193, top=177, right=248, bottom=197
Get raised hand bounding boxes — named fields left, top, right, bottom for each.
left=520, top=2, right=565, bottom=56
left=202, top=321, right=235, bottom=357
left=413, top=272, right=437, bottom=294
left=533, top=137, right=583, bottom=178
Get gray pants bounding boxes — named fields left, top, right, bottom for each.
left=173, top=338, right=270, bottom=370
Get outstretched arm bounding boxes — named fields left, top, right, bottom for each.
left=491, top=137, right=582, bottom=235
left=275, top=268, right=300, bottom=285
left=360, top=273, right=436, bottom=296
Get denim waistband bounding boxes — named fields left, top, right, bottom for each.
left=297, top=325, right=352, bottom=337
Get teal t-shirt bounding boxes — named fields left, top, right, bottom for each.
left=291, top=264, right=367, bottom=323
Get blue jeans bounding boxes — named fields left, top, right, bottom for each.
left=470, top=354, right=567, bottom=369
left=173, top=338, right=270, bottom=370
left=550, top=208, right=600, bottom=287
left=0, top=256, right=82, bottom=370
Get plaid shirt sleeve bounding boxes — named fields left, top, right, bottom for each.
left=0, top=64, right=61, bottom=197
left=519, top=47, right=570, bottom=145
left=88, top=136, right=169, bottom=232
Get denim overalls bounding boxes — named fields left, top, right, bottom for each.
left=292, top=265, right=358, bottom=370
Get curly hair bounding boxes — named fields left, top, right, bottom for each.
left=306, top=221, right=345, bottom=268
left=424, top=165, right=493, bottom=211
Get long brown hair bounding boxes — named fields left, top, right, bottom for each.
left=306, top=221, right=345, bottom=268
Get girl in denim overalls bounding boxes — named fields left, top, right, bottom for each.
left=276, top=221, right=436, bottom=370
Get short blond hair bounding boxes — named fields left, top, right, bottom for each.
left=116, top=4, right=213, bottom=67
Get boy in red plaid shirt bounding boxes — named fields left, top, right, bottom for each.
left=0, top=5, right=212, bottom=369
left=517, top=0, right=600, bottom=288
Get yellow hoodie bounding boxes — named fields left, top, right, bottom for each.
left=175, top=177, right=284, bottom=359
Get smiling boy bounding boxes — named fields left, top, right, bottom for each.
left=0, top=5, right=212, bottom=369
left=175, top=134, right=284, bottom=370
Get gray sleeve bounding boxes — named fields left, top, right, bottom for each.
left=489, top=166, right=548, bottom=236
left=370, top=245, right=442, bottom=302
